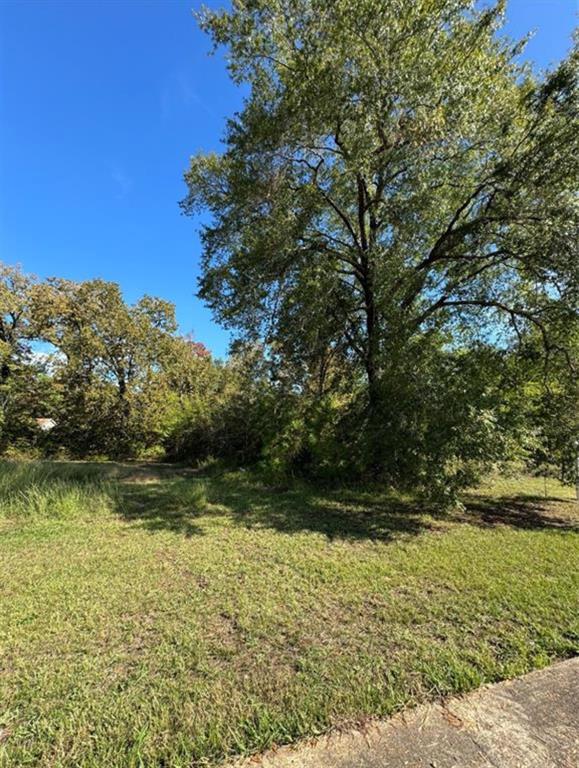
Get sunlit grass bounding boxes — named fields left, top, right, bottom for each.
left=473, top=469, right=576, bottom=500
left=0, top=461, right=577, bottom=767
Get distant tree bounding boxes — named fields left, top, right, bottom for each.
left=160, top=338, right=270, bottom=464
left=38, top=279, right=178, bottom=456
left=184, top=0, right=578, bottom=482
left=519, top=326, right=579, bottom=482
left=161, top=335, right=213, bottom=402
left=0, top=264, right=52, bottom=448
left=0, top=263, right=40, bottom=384
left=1, top=266, right=237, bottom=461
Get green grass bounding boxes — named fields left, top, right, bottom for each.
left=0, top=460, right=577, bottom=767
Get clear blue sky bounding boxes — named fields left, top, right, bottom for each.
left=0, top=0, right=576, bottom=358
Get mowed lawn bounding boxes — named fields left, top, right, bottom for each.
left=0, top=461, right=577, bottom=767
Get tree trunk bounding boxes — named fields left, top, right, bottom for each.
left=1, top=361, right=10, bottom=384
left=364, top=283, right=379, bottom=411
left=360, top=258, right=384, bottom=477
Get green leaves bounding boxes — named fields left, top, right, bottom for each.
left=185, top=0, right=578, bottom=485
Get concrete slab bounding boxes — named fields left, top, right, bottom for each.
left=239, top=658, right=579, bottom=768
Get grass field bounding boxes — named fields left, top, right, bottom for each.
left=1, top=460, right=577, bottom=767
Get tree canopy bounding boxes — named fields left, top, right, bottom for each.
left=183, top=0, right=578, bottom=484
left=1, top=2, right=577, bottom=495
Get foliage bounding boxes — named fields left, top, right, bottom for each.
left=1, top=4, right=577, bottom=490
left=36, top=278, right=178, bottom=457
left=518, top=328, right=579, bottom=482
left=0, top=264, right=278, bottom=465
left=161, top=341, right=272, bottom=464
left=183, top=0, right=578, bottom=491
left=0, top=265, right=57, bottom=451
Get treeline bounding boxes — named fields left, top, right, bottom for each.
left=0, top=263, right=266, bottom=463
left=1, top=262, right=576, bottom=497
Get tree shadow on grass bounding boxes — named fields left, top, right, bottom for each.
left=206, top=480, right=442, bottom=542
left=116, top=472, right=578, bottom=543
left=461, top=495, right=578, bottom=531
left=114, top=474, right=439, bottom=543
left=117, top=479, right=208, bottom=537
left=31, top=461, right=574, bottom=541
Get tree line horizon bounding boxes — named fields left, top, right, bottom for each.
left=1, top=0, right=577, bottom=500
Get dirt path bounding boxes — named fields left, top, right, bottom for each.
left=239, top=658, right=578, bottom=768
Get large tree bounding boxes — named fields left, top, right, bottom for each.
left=183, top=0, right=578, bottom=472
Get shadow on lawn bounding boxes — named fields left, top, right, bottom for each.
left=115, top=470, right=578, bottom=541
left=118, top=480, right=208, bottom=537
left=116, top=473, right=439, bottom=542
left=211, top=482, right=435, bottom=542
left=461, top=495, right=578, bottom=531
left=5, top=459, right=576, bottom=541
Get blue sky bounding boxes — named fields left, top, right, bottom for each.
left=0, top=0, right=576, bottom=358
